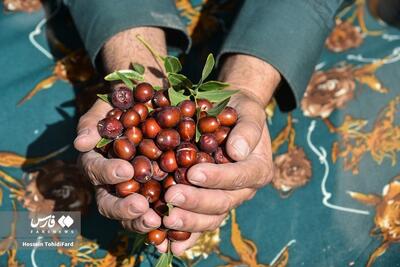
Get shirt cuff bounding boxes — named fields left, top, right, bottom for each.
left=64, top=0, right=191, bottom=65
left=219, top=0, right=342, bottom=111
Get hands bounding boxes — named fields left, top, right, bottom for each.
left=157, top=54, right=281, bottom=253
left=74, top=27, right=281, bottom=255
left=75, top=26, right=165, bottom=236
left=75, top=27, right=202, bottom=254
left=155, top=92, right=274, bottom=252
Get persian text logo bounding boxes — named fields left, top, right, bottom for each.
left=30, top=214, right=76, bottom=234
left=30, top=214, right=74, bottom=229
left=30, top=215, right=55, bottom=228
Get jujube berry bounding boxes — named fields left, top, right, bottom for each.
left=198, top=116, right=220, bottom=133
left=199, top=133, right=218, bottom=153
left=174, top=167, right=190, bottom=185
left=156, top=107, right=181, bottom=128
left=197, top=98, right=212, bottom=111
left=147, top=229, right=166, bottom=245
left=153, top=200, right=169, bottom=216
left=124, top=126, right=143, bottom=145
left=176, top=142, right=197, bottom=167
left=138, top=139, right=162, bottom=160
left=142, top=117, right=161, bottom=138
left=177, top=117, right=196, bottom=141
left=156, top=129, right=181, bottom=151
left=120, top=108, right=141, bottom=128
left=107, top=108, right=123, bottom=120
left=167, top=230, right=191, bottom=241
left=113, top=137, right=136, bottom=160
left=214, top=126, right=230, bottom=145
left=97, top=117, right=123, bottom=139
left=179, top=100, right=196, bottom=117
left=196, top=151, right=215, bottom=163
left=140, top=180, right=161, bottom=203
left=163, top=175, right=177, bottom=190
left=217, top=106, right=238, bottom=126
left=111, top=87, right=133, bottom=110
left=134, top=82, right=155, bottom=103
left=132, top=103, right=148, bottom=121
left=115, top=179, right=141, bottom=197
left=153, top=90, right=170, bottom=107
left=214, top=147, right=233, bottom=164
left=151, top=161, right=168, bottom=181
left=132, top=156, right=153, bottom=183
left=159, top=150, right=178, bottom=173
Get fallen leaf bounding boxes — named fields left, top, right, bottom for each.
left=17, top=75, right=58, bottom=106
left=0, top=145, right=68, bottom=168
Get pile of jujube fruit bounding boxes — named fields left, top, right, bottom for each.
left=96, top=82, right=237, bottom=246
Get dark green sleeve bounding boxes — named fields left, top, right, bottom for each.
left=64, top=0, right=190, bottom=65
left=219, top=0, right=343, bottom=111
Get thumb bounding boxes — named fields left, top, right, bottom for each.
left=74, top=99, right=112, bottom=152
left=225, top=96, right=266, bottom=161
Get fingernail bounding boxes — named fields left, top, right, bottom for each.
left=189, top=171, right=206, bottom=184
left=116, top=167, right=131, bottom=179
left=169, top=193, right=185, bottom=206
left=170, top=218, right=183, bottom=228
left=231, top=138, right=250, bottom=158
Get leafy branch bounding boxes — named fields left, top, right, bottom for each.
left=135, top=35, right=238, bottom=107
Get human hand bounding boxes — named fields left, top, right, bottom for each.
left=74, top=27, right=167, bottom=236
left=156, top=54, right=282, bottom=255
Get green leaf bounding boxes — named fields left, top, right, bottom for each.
left=132, top=63, right=145, bottom=75
left=195, top=108, right=201, bottom=142
left=200, top=54, right=215, bottom=83
left=168, top=73, right=193, bottom=88
left=155, top=253, right=169, bottom=267
left=166, top=204, right=173, bottom=216
left=164, top=56, right=182, bottom=73
left=97, top=94, right=110, bottom=104
left=123, top=70, right=144, bottom=81
left=168, top=87, right=189, bottom=106
left=130, top=233, right=147, bottom=254
left=116, top=71, right=134, bottom=89
left=96, top=138, right=112, bottom=148
left=195, top=127, right=201, bottom=143
left=153, top=86, right=163, bottom=91
left=104, top=69, right=144, bottom=82
left=196, top=89, right=239, bottom=103
left=167, top=250, right=173, bottom=266
left=167, top=242, right=173, bottom=265
left=155, top=252, right=173, bottom=267
left=198, top=81, right=229, bottom=91
left=207, top=97, right=230, bottom=117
